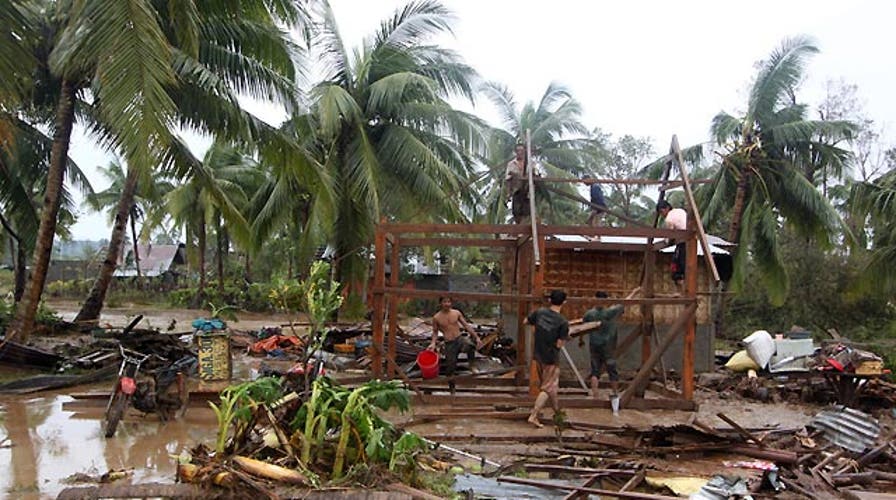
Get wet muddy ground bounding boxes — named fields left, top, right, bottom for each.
left=0, top=303, right=827, bottom=498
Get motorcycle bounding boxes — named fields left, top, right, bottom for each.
left=103, top=345, right=196, bottom=438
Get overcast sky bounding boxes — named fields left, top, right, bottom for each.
left=66, top=0, right=896, bottom=240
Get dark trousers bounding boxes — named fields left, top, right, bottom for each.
left=589, top=344, right=619, bottom=381
left=671, top=242, right=686, bottom=282
left=444, top=336, right=475, bottom=376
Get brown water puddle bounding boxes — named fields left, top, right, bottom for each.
left=0, top=392, right=216, bottom=499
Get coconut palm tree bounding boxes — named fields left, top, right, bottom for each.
left=261, top=0, right=485, bottom=305
left=9, top=0, right=181, bottom=339
left=475, top=81, right=591, bottom=224
left=700, top=36, right=855, bottom=304
left=0, top=117, right=91, bottom=301
left=162, top=141, right=261, bottom=306
left=850, top=170, right=896, bottom=296
left=74, top=0, right=313, bottom=323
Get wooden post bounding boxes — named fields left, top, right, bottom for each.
left=621, top=303, right=697, bottom=407
left=640, top=249, right=655, bottom=365
left=525, top=129, right=540, bottom=266
left=671, top=135, right=720, bottom=284
left=682, top=220, right=698, bottom=399
left=372, top=225, right=386, bottom=378
left=387, top=236, right=400, bottom=379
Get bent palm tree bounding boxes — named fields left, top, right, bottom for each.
left=476, top=81, right=590, bottom=224
left=10, top=0, right=178, bottom=339
left=700, top=36, right=854, bottom=304
left=75, top=0, right=311, bottom=322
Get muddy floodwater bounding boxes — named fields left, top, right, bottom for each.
left=0, top=388, right=217, bottom=499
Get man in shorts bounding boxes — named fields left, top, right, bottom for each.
left=505, top=143, right=531, bottom=224
left=583, top=291, right=625, bottom=399
left=428, top=297, right=482, bottom=390
left=526, top=290, right=570, bottom=428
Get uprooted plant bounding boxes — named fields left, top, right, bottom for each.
left=189, top=375, right=431, bottom=493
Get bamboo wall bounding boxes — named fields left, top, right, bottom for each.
left=543, top=248, right=713, bottom=324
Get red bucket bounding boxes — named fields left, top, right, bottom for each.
left=417, top=350, right=440, bottom=379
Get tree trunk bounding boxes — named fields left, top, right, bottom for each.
left=728, top=171, right=750, bottom=244
left=216, top=215, right=225, bottom=295
left=14, top=239, right=26, bottom=303
left=244, top=252, right=252, bottom=282
left=194, top=218, right=206, bottom=308
left=75, top=166, right=139, bottom=323
left=10, top=80, right=76, bottom=341
left=130, top=212, right=141, bottom=279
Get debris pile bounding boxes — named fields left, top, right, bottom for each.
left=174, top=375, right=451, bottom=498
left=486, top=407, right=895, bottom=499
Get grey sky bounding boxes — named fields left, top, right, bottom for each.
left=67, top=0, right=896, bottom=240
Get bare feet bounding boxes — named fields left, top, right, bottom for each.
left=527, top=415, right=544, bottom=428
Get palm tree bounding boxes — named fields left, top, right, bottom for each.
left=261, top=0, right=485, bottom=305
left=163, top=141, right=260, bottom=306
left=851, top=170, right=896, bottom=296
left=0, top=117, right=91, bottom=301
left=476, top=81, right=590, bottom=224
left=74, top=0, right=312, bottom=322
left=9, top=0, right=180, bottom=339
left=700, top=36, right=855, bottom=304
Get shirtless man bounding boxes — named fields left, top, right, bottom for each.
left=428, top=297, right=482, bottom=386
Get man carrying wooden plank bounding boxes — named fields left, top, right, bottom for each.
left=526, top=290, right=570, bottom=428
left=583, top=288, right=639, bottom=400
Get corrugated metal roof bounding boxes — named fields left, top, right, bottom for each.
left=551, top=234, right=731, bottom=255
left=115, top=244, right=185, bottom=277
left=808, top=406, right=880, bottom=453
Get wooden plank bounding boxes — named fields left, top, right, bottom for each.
left=536, top=177, right=711, bottom=186
left=672, top=135, right=720, bottom=283
left=497, top=476, right=681, bottom=500
left=544, top=241, right=651, bottom=252
left=379, top=223, right=690, bottom=240
left=410, top=394, right=696, bottom=411
left=526, top=129, right=540, bottom=266
left=372, top=226, right=386, bottom=378
left=682, top=223, right=698, bottom=400
left=621, top=303, right=698, bottom=407
left=399, top=237, right=517, bottom=248
left=387, top=237, right=400, bottom=378
left=376, top=287, right=695, bottom=306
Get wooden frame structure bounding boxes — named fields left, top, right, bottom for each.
left=370, top=136, right=720, bottom=410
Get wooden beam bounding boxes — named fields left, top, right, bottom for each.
left=539, top=183, right=650, bottom=227
left=535, top=177, right=712, bottom=186
left=672, top=135, right=720, bottom=284
left=378, top=222, right=690, bottom=240
left=372, top=226, right=386, bottom=378
left=387, top=237, right=400, bottom=379
left=399, top=237, right=517, bottom=248
left=621, top=303, right=698, bottom=407
left=545, top=241, right=652, bottom=252
left=682, top=220, right=698, bottom=400
left=525, top=129, right=541, bottom=266
left=613, top=324, right=643, bottom=358
left=375, top=287, right=696, bottom=305
left=410, top=394, right=697, bottom=411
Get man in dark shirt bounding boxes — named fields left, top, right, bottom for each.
left=586, top=182, right=607, bottom=227
left=583, top=288, right=639, bottom=400
left=526, top=290, right=570, bottom=428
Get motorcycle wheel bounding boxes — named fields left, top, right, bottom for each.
left=104, top=391, right=130, bottom=438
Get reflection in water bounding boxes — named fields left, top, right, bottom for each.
left=0, top=394, right=216, bottom=498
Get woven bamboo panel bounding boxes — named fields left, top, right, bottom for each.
left=544, top=248, right=712, bottom=324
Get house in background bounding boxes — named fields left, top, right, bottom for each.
left=115, top=243, right=186, bottom=280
